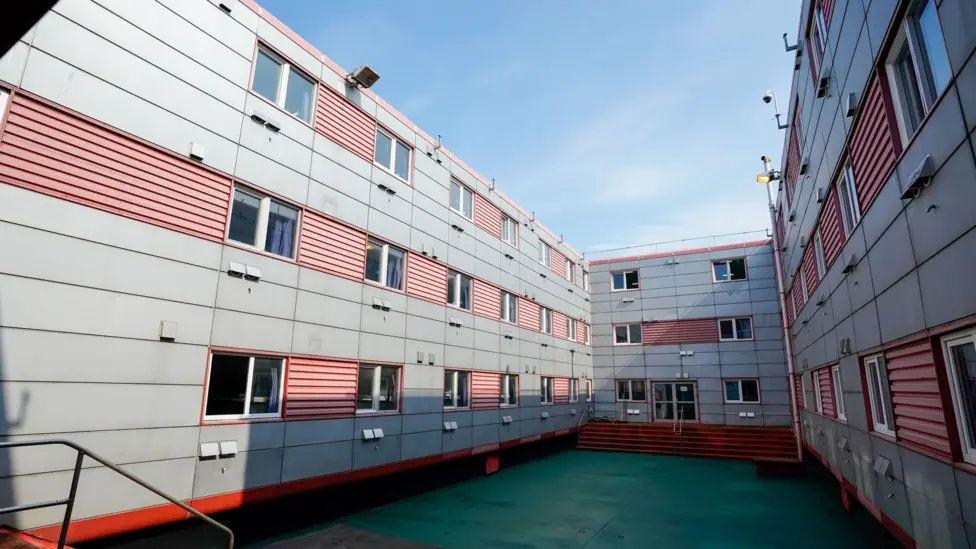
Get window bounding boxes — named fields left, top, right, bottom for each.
left=584, top=323, right=591, bottom=345
left=582, top=271, right=590, bottom=292
left=541, top=376, right=554, bottom=404
left=357, top=365, right=399, bottom=413
left=500, top=374, right=518, bottom=406
left=450, top=180, right=474, bottom=219
left=837, top=163, right=861, bottom=236
left=567, top=318, right=578, bottom=341
left=887, top=0, right=951, bottom=140
left=501, top=215, right=518, bottom=246
left=712, top=258, right=747, bottom=282
left=814, top=230, right=827, bottom=276
left=611, top=270, right=639, bottom=291
left=586, top=379, right=593, bottom=402
left=809, top=1, right=828, bottom=74
left=831, top=365, right=846, bottom=421
left=570, top=378, right=579, bottom=403
left=204, top=354, right=282, bottom=420
left=614, top=323, right=642, bottom=345
left=374, top=128, right=411, bottom=181
left=813, top=371, right=824, bottom=414
left=800, top=373, right=809, bottom=409
left=365, top=238, right=405, bottom=290
left=718, top=317, right=753, bottom=341
left=864, top=355, right=895, bottom=436
left=565, top=259, right=574, bottom=282
left=443, top=370, right=470, bottom=409
left=251, top=46, right=315, bottom=123
left=540, top=307, right=553, bottom=334
left=538, top=242, right=551, bottom=267
left=228, top=186, right=299, bottom=258
left=447, top=270, right=472, bottom=310
left=617, top=379, right=646, bottom=401
left=501, top=292, right=518, bottom=324
left=942, top=330, right=976, bottom=464
left=724, top=379, right=760, bottom=403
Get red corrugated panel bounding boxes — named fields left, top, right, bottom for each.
left=641, top=319, right=718, bottom=345
left=795, top=374, right=805, bottom=409
left=554, top=377, right=569, bottom=404
left=577, top=323, right=589, bottom=345
left=775, top=210, right=785, bottom=250
left=819, top=186, right=845, bottom=267
left=0, top=94, right=232, bottom=241
left=518, top=298, right=540, bottom=331
left=405, top=252, right=448, bottom=305
left=471, top=371, right=500, bottom=409
left=552, top=311, right=569, bottom=340
left=886, top=339, right=952, bottom=458
left=849, top=75, right=899, bottom=213
left=817, top=367, right=836, bottom=417
left=792, top=278, right=805, bottom=315
left=785, top=296, right=795, bottom=327
left=314, top=85, right=376, bottom=163
left=551, top=249, right=567, bottom=278
left=784, top=116, right=802, bottom=207
left=821, top=0, right=836, bottom=26
left=802, top=240, right=820, bottom=297
left=472, top=279, right=501, bottom=320
left=473, top=193, right=502, bottom=239
left=284, top=357, right=357, bottom=419
left=298, top=210, right=367, bottom=281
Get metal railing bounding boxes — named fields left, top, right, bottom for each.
left=0, top=439, right=234, bottom=549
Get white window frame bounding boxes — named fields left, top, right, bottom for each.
left=540, top=307, right=553, bottom=334
left=569, top=378, right=579, bottom=403
left=565, top=259, right=574, bottom=282
left=567, top=318, right=578, bottom=341
left=203, top=354, right=284, bottom=421
left=540, top=376, right=554, bottom=405
left=447, top=270, right=472, bottom=310
left=800, top=265, right=810, bottom=298
left=837, top=163, right=861, bottom=236
left=450, top=180, right=474, bottom=220
left=809, top=1, right=828, bottom=74
left=0, top=89, right=9, bottom=120
left=356, top=364, right=400, bottom=414
left=374, top=127, right=411, bottom=182
left=501, top=292, right=518, bottom=324
left=500, top=374, right=518, bottom=407
left=538, top=242, right=551, bottom=267
left=613, top=323, right=642, bottom=345
left=800, top=373, right=809, bottom=409
left=586, top=379, right=593, bottom=402
left=711, top=258, right=748, bottom=282
left=831, top=365, right=847, bottom=421
left=251, top=45, right=316, bottom=124
left=365, top=238, right=406, bottom=290
left=813, top=370, right=824, bottom=414
left=227, top=185, right=299, bottom=259
left=610, top=270, right=639, bottom=291
left=941, top=329, right=976, bottom=465
left=616, top=379, right=646, bottom=402
left=584, top=323, right=590, bottom=345
left=443, top=369, right=470, bottom=409
left=813, top=230, right=827, bottom=276
left=864, top=354, right=896, bottom=436
left=501, top=215, right=518, bottom=247
left=718, top=317, right=753, bottom=341
left=724, top=378, right=761, bottom=404
left=582, top=271, right=590, bottom=292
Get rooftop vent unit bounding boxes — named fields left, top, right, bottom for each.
left=347, top=65, right=380, bottom=89
left=900, top=155, right=935, bottom=199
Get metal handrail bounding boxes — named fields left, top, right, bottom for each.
left=0, top=439, right=234, bottom=548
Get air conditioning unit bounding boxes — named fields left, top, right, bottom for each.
left=900, top=155, right=935, bottom=199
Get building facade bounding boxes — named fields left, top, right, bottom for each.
left=0, top=0, right=593, bottom=541
left=776, top=0, right=976, bottom=546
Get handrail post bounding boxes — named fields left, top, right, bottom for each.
left=58, top=451, right=84, bottom=549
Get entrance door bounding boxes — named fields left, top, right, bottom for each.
left=652, top=382, right=698, bottom=422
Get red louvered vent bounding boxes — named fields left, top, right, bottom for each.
left=405, top=252, right=448, bottom=305
left=849, top=75, right=900, bottom=213
left=299, top=210, right=367, bottom=281
left=642, top=319, right=718, bottom=345
left=785, top=295, right=795, bottom=327
left=817, top=367, right=836, bottom=417
left=473, top=193, right=502, bottom=239
left=802, top=241, right=820, bottom=297
left=552, top=311, right=569, bottom=339
left=471, top=371, right=500, bottom=409
left=886, top=338, right=952, bottom=458
left=791, top=278, right=805, bottom=316
left=784, top=117, right=803, bottom=208
left=0, top=94, right=232, bottom=241
left=820, top=0, right=836, bottom=27
left=819, top=186, right=845, bottom=267
left=795, top=374, right=805, bottom=408
left=551, top=249, right=567, bottom=278
left=554, top=377, right=570, bottom=404
left=284, top=357, right=358, bottom=419
left=577, top=323, right=589, bottom=345
left=314, top=85, right=376, bottom=163
left=517, top=299, right=540, bottom=331
left=472, top=279, right=501, bottom=320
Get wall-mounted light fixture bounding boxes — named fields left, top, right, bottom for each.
left=347, top=65, right=380, bottom=88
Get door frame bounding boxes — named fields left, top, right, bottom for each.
left=650, top=380, right=700, bottom=423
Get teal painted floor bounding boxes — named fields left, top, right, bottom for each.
left=252, top=450, right=896, bottom=548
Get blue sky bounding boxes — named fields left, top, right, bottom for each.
left=262, top=0, right=801, bottom=255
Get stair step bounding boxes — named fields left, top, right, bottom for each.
left=577, top=441, right=796, bottom=455
left=577, top=445, right=796, bottom=461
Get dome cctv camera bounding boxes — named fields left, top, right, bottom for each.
left=763, top=91, right=774, bottom=104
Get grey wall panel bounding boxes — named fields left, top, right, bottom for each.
left=281, top=440, right=353, bottom=482
left=352, top=435, right=401, bottom=469
left=400, top=431, right=442, bottom=460
left=211, top=309, right=292, bottom=353
left=192, top=447, right=283, bottom=498
left=215, top=276, right=297, bottom=321
left=292, top=322, right=360, bottom=359
left=199, top=422, right=285, bottom=453
left=0, top=41, right=29, bottom=86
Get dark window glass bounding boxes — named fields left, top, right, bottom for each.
left=712, top=261, right=729, bottom=281
left=252, top=49, right=281, bottom=102
left=264, top=200, right=298, bottom=257
left=632, top=380, right=646, bottom=401
left=205, top=355, right=250, bottom=416
left=378, top=366, right=398, bottom=411
left=357, top=366, right=375, bottom=410
left=949, top=342, right=976, bottom=446
left=459, top=275, right=471, bottom=310
left=365, top=239, right=383, bottom=283
left=720, top=319, right=735, bottom=340
left=742, top=380, right=760, bottom=402
left=443, top=371, right=454, bottom=407
left=729, top=258, right=747, bottom=280
left=457, top=372, right=469, bottom=408
left=735, top=318, right=753, bottom=340
left=625, top=270, right=639, bottom=289
left=615, top=325, right=629, bottom=344
left=725, top=381, right=740, bottom=401
left=249, top=358, right=281, bottom=414
left=394, top=141, right=410, bottom=180
left=617, top=380, right=629, bottom=400
left=284, top=69, right=314, bottom=122
left=374, top=131, right=392, bottom=168
left=895, top=45, right=924, bottom=134
left=612, top=272, right=624, bottom=289
left=628, top=324, right=642, bottom=343
left=916, top=0, right=951, bottom=96
left=228, top=189, right=260, bottom=245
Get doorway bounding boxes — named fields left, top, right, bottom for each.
left=652, top=382, right=698, bottom=422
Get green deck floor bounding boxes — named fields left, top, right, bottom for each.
left=252, top=450, right=895, bottom=548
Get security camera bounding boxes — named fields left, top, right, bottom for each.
left=763, top=91, right=775, bottom=104
left=761, top=155, right=770, bottom=163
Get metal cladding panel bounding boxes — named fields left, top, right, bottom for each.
left=791, top=278, right=805, bottom=316
left=298, top=210, right=367, bottom=281
left=802, top=241, right=820, bottom=297
left=554, top=377, right=569, bottom=404
left=406, top=252, right=448, bottom=305
left=472, top=279, right=501, bottom=320
left=885, top=339, right=952, bottom=458
left=314, top=85, right=376, bottom=163
left=517, top=298, right=540, bottom=331
left=817, top=367, right=836, bottom=418
left=641, top=319, right=718, bottom=345
left=552, top=310, right=569, bottom=340
left=284, top=357, right=358, bottom=419
left=819, top=187, right=845, bottom=267
left=551, top=248, right=567, bottom=278
left=0, top=94, right=231, bottom=241
left=473, top=193, right=502, bottom=239
left=471, top=371, right=500, bottom=409
left=784, top=118, right=802, bottom=206
left=850, top=75, right=900, bottom=213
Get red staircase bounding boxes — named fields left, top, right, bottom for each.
left=577, top=421, right=799, bottom=462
